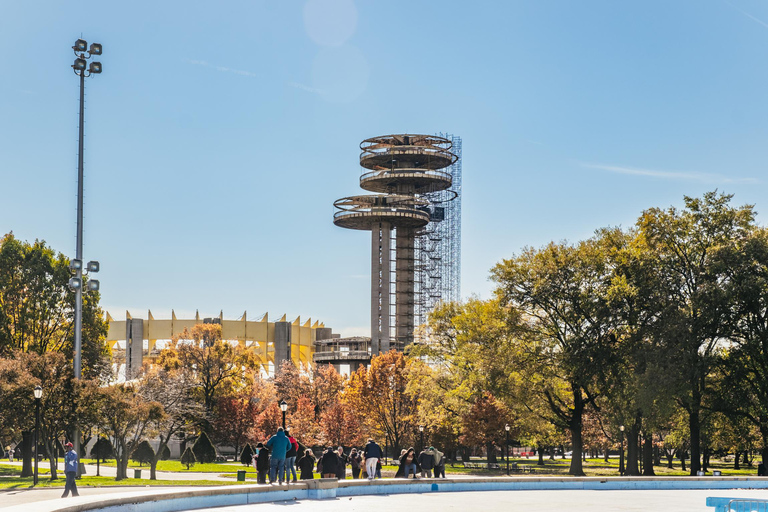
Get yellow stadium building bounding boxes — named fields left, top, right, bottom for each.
left=106, top=310, right=336, bottom=379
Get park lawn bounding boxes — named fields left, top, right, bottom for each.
left=82, top=459, right=254, bottom=473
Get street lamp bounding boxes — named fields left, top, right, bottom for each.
left=505, top=424, right=511, bottom=476
left=418, top=425, right=424, bottom=452
left=33, top=385, right=42, bottom=486
left=619, top=425, right=625, bottom=476
left=70, top=37, right=102, bottom=466
left=279, top=399, right=288, bottom=429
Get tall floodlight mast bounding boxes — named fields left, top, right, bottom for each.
left=334, top=134, right=456, bottom=353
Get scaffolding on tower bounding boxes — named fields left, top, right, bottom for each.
left=414, top=134, right=462, bottom=336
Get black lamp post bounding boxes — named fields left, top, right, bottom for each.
left=69, top=38, right=102, bottom=466
left=619, top=425, right=625, bottom=476
left=418, top=425, right=424, bottom=452
left=505, top=424, right=511, bottom=476
left=279, top=400, right=288, bottom=429
left=33, top=385, right=42, bottom=486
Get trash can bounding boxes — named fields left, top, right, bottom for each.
left=134, top=469, right=142, bottom=479
left=237, top=470, right=246, bottom=482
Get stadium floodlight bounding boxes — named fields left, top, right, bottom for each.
left=87, top=261, right=100, bottom=272
left=87, top=279, right=100, bottom=292
left=73, top=39, right=88, bottom=52
left=72, top=58, right=87, bottom=71
left=68, top=277, right=82, bottom=291
left=69, top=259, right=83, bottom=271
left=88, top=43, right=102, bottom=55
left=89, top=62, right=102, bottom=74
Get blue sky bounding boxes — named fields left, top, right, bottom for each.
left=2, top=0, right=768, bottom=336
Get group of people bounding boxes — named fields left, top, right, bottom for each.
left=249, top=430, right=443, bottom=484
left=395, top=446, right=446, bottom=478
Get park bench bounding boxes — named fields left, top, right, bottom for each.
left=706, top=497, right=768, bottom=511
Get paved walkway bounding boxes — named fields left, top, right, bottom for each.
left=195, top=489, right=768, bottom=512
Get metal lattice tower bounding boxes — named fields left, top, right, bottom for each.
left=414, top=134, right=462, bottom=330
left=334, top=134, right=457, bottom=353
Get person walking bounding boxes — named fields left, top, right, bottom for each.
left=418, top=447, right=434, bottom=478
left=61, top=442, right=79, bottom=498
left=400, top=447, right=418, bottom=478
left=321, top=446, right=339, bottom=479
left=298, top=448, right=315, bottom=480
left=255, top=443, right=270, bottom=484
left=349, top=448, right=362, bottom=479
left=265, top=427, right=291, bottom=484
left=432, top=447, right=446, bottom=478
left=363, top=438, right=382, bottom=480
left=285, top=429, right=299, bottom=483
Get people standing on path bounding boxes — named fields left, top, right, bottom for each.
left=349, top=448, right=362, bottom=479
left=298, top=448, right=315, bottom=480
left=61, top=442, right=79, bottom=498
left=418, top=447, right=434, bottom=478
left=255, top=443, right=270, bottom=484
left=336, top=446, right=348, bottom=480
left=265, top=427, right=291, bottom=484
left=395, top=449, right=407, bottom=478
left=285, top=429, right=299, bottom=483
left=400, top=447, right=418, bottom=478
left=363, top=438, right=382, bottom=480
left=432, top=447, right=446, bottom=478
left=321, top=446, right=339, bottom=479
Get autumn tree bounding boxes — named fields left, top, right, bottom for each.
left=157, top=324, right=247, bottom=418
left=98, top=384, right=163, bottom=480
left=138, top=365, right=203, bottom=479
left=346, top=350, right=416, bottom=454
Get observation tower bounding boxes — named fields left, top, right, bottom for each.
left=334, top=134, right=457, bottom=353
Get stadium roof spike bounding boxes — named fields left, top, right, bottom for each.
left=303, top=318, right=312, bottom=327
left=240, top=311, right=247, bottom=321
left=172, top=310, right=177, bottom=321
left=278, top=313, right=286, bottom=322
left=148, top=310, right=154, bottom=320
left=106, top=311, right=114, bottom=322
left=293, top=316, right=301, bottom=325
left=219, top=310, right=223, bottom=320
left=312, top=320, right=319, bottom=328
left=258, top=312, right=268, bottom=322
left=195, top=310, right=200, bottom=322
left=126, top=310, right=132, bottom=320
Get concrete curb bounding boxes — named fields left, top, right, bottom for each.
left=6, top=477, right=768, bottom=512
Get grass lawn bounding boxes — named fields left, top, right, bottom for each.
left=81, top=459, right=255, bottom=473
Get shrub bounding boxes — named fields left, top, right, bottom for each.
left=159, top=444, right=171, bottom=460
left=131, top=440, right=155, bottom=466
left=240, top=444, right=254, bottom=466
left=181, top=446, right=196, bottom=469
left=91, top=437, right=114, bottom=461
left=193, top=432, right=217, bottom=463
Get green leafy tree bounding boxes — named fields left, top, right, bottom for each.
left=491, top=232, right=622, bottom=475
left=637, top=191, right=755, bottom=474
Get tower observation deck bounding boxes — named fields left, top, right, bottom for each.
left=334, top=134, right=458, bottom=354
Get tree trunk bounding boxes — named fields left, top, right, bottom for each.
left=538, top=446, right=545, bottom=466
left=680, top=451, right=687, bottom=472
left=604, top=443, right=610, bottom=463
left=625, top=419, right=641, bottom=476
left=666, top=450, right=674, bottom=469
left=734, top=451, right=741, bottom=470
left=702, top=446, right=709, bottom=472
left=567, top=387, right=586, bottom=476
left=689, top=387, right=702, bottom=475
left=20, top=431, right=33, bottom=477
left=642, top=432, right=655, bottom=476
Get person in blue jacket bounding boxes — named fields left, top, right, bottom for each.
left=265, top=427, right=291, bottom=484
left=61, top=442, right=79, bottom=498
